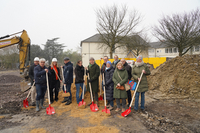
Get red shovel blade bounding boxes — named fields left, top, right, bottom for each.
left=23, top=98, right=29, bottom=108
left=90, top=102, right=99, bottom=112
left=46, top=104, right=55, bottom=115
left=98, top=95, right=103, bottom=101
left=78, top=99, right=86, bottom=107
left=102, top=106, right=110, bottom=114
left=121, top=107, right=131, bottom=117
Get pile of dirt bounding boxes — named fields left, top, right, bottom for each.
left=76, top=125, right=119, bottom=133
left=0, top=75, right=23, bottom=83
left=29, top=128, right=46, bottom=133
left=148, top=54, right=200, bottom=99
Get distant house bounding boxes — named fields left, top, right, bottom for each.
left=148, top=42, right=200, bottom=58
left=80, top=34, right=128, bottom=66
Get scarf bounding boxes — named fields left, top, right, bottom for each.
left=51, top=65, right=58, bottom=80
left=135, top=61, right=144, bottom=67
left=89, top=62, right=96, bottom=68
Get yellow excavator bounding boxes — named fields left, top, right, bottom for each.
left=0, top=30, right=31, bottom=91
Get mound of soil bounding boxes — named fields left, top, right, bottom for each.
left=0, top=75, right=23, bottom=83
left=148, top=54, right=200, bottom=99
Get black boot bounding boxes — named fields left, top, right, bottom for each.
left=65, top=100, right=72, bottom=105
left=36, top=100, right=40, bottom=112
left=40, top=99, right=46, bottom=109
left=87, top=102, right=92, bottom=106
left=62, top=97, right=69, bottom=103
left=31, top=101, right=36, bottom=106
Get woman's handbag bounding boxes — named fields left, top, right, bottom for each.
left=116, top=71, right=125, bottom=90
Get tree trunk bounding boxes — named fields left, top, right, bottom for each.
left=109, top=47, right=113, bottom=59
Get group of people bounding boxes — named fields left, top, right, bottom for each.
left=29, top=54, right=150, bottom=113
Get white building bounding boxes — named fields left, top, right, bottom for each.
left=148, top=42, right=200, bottom=58
left=80, top=34, right=128, bottom=66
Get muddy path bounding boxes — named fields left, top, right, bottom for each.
left=0, top=70, right=200, bottom=133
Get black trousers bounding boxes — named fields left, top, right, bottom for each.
left=126, top=90, right=132, bottom=106
left=49, top=80, right=60, bottom=102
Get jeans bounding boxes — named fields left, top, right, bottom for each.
left=126, top=90, right=132, bottom=106
left=108, top=100, right=114, bottom=107
left=116, top=98, right=126, bottom=108
left=75, top=82, right=86, bottom=104
left=36, top=84, right=47, bottom=101
left=134, top=92, right=145, bottom=111
left=63, top=83, right=72, bottom=100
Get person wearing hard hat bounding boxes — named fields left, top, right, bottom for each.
left=28, top=57, right=39, bottom=106
left=48, top=58, right=61, bottom=104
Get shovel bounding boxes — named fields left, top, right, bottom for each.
left=78, top=69, right=86, bottom=107
left=46, top=72, right=55, bottom=115
left=52, top=66, right=62, bottom=82
left=88, top=72, right=99, bottom=112
left=98, top=58, right=103, bottom=101
left=102, top=73, right=110, bottom=114
left=23, top=82, right=35, bottom=108
left=121, top=72, right=144, bottom=117
left=61, top=67, right=70, bottom=97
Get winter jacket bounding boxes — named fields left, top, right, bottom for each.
left=48, top=66, right=61, bottom=88
left=123, top=62, right=132, bottom=80
left=29, top=64, right=38, bottom=85
left=112, top=68, right=128, bottom=99
left=111, top=60, right=120, bottom=69
left=63, top=61, right=73, bottom=84
left=34, top=65, right=51, bottom=85
left=75, top=65, right=84, bottom=84
left=104, top=66, right=115, bottom=101
left=132, top=63, right=151, bottom=92
left=87, top=63, right=100, bottom=93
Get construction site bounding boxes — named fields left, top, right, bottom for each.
left=0, top=54, right=199, bottom=133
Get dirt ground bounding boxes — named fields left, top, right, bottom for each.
left=0, top=70, right=200, bottom=133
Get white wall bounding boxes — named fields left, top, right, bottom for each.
left=81, top=42, right=127, bottom=67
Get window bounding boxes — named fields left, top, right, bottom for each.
left=148, top=49, right=154, bottom=53
left=157, top=50, right=159, bottom=53
left=169, top=48, right=172, bottom=53
left=165, top=48, right=168, bottom=53
left=194, top=46, right=199, bottom=52
left=173, top=48, right=177, bottom=53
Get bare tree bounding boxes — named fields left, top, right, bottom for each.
left=123, top=33, right=149, bottom=56
left=153, top=8, right=200, bottom=56
left=96, top=5, right=142, bottom=58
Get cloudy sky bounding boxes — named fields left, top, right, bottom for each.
left=0, top=0, right=199, bottom=51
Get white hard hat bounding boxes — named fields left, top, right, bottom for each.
left=34, top=57, right=39, bottom=61
left=52, top=58, right=57, bottom=62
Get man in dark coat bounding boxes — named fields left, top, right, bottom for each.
left=28, top=57, right=39, bottom=106
left=62, top=57, right=73, bottom=105
left=34, top=58, right=51, bottom=112
left=86, top=57, right=100, bottom=106
left=121, top=58, right=132, bottom=107
left=112, top=55, right=120, bottom=69
left=104, top=61, right=115, bottom=110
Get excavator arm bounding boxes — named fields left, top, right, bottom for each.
left=0, top=30, right=31, bottom=74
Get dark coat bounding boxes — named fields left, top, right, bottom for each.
left=123, top=62, right=132, bottom=80
left=87, top=63, right=100, bottom=93
left=34, top=65, right=51, bottom=85
left=63, top=61, right=73, bottom=84
left=112, top=68, right=128, bottom=99
left=132, top=63, right=151, bottom=92
left=48, top=66, right=61, bottom=88
left=75, top=65, right=84, bottom=84
left=111, top=60, right=120, bottom=69
left=101, top=63, right=106, bottom=74
left=29, top=64, right=38, bottom=85
left=104, top=66, right=115, bottom=101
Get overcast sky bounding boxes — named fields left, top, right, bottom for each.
left=0, top=0, right=199, bottom=51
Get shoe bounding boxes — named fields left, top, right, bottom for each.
left=65, top=100, right=72, bottom=105
left=62, top=97, right=69, bottom=103
left=40, top=99, right=46, bottom=109
left=55, top=99, right=58, bottom=102
left=106, top=105, right=111, bottom=108
left=132, top=109, right=138, bottom=113
left=87, top=102, right=92, bottom=106
left=122, top=108, right=125, bottom=112
left=115, top=108, right=120, bottom=112
left=36, top=100, right=40, bottom=112
left=141, top=109, right=146, bottom=114
left=108, top=106, right=113, bottom=111
left=31, top=102, right=36, bottom=106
